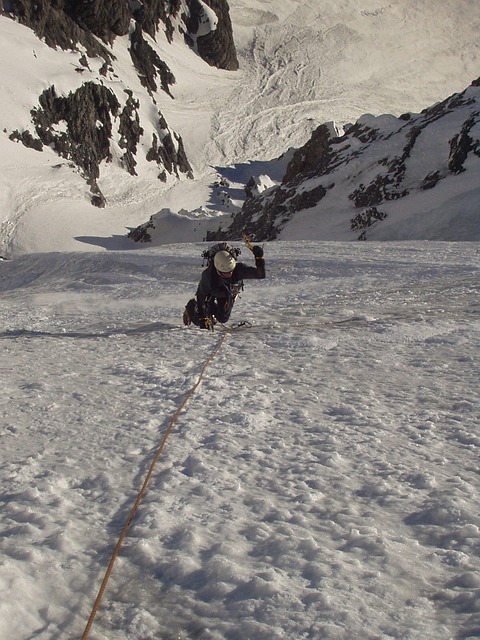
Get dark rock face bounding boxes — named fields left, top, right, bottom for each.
left=127, top=219, right=155, bottom=243
left=29, top=83, right=120, bottom=206
left=138, top=0, right=176, bottom=41
left=207, top=124, right=337, bottom=242
left=118, top=91, right=144, bottom=176
left=448, top=112, right=480, bottom=174
left=146, top=114, right=194, bottom=182
left=183, top=0, right=238, bottom=71
left=6, top=0, right=238, bottom=70
left=420, top=171, right=442, bottom=190
left=9, top=130, right=43, bottom=152
left=206, top=181, right=328, bottom=243
left=6, top=0, right=111, bottom=59
left=347, top=89, right=479, bottom=223
left=7, top=0, right=171, bottom=47
left=65, top=0, right=131, bottom=42
left=282, top=124, right=338, bottom=185
left=129, top=23, right=176, bottom=97
left=350, top=207, right=387, bottom=232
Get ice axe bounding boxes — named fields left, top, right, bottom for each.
left=242, top=231, right=255, bottom=253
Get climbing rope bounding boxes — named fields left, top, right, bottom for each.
left=81, top=331, right=229, bottom=639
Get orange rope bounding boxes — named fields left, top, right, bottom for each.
left=81, top=331, right=228, bottom=639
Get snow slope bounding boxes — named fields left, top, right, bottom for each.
left=1, top=241, right=479, bottom=639
left=1, top=3, right=480, bottom=638
left=1, top=0, right=480, bottom=253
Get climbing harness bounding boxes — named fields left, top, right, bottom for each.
left=81, top=331, right=229, bottom=639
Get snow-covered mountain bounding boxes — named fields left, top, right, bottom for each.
left=203, top=80, right=480, bottom=242
left=1, top=1, right=480, bottom=253
left=1, top=0, right=236, bottom=207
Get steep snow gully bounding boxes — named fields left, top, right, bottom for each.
left=1, top=241, right=479, bottom=639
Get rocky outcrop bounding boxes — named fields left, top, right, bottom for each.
left=139, top=0, right=176, bottom=42
left=282, top=123, right=340, bottom=184
left=448, top=112, right=480, bottom=174
left=6, top=0, right=238, bottom=70
left=129, top=23, right=176, bottom=97
left=183, top=0, right=238, bottom=71
left=66, top=0, right=131, bottom=42
left=347, top=88, right=479, bottom=221
left=127, top=220, right=155, bottom=243
left=146, top=114, right=193, bottom=182
left=10, top=82, right=192, bottom=206
left=206, top=181, right=328, bottom=242
left=7, top=0, right=164, bottom=48
left=350, top=207, right=387, bottom=232
left=207, top=124, right=337, bottom=241
left=27, top=83, right=120, bottom=207
left=118, top=91, right=144, bottom=177
left=207, top=79, right=480, bottom=241
left=6, top=0, right=112, bottom=59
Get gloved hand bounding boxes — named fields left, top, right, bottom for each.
left=252, top=245, right=264, bottom=258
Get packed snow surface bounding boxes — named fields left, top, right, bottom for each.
left=1, top=241, right=479, bottom=639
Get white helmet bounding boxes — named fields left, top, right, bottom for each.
left=214, top=250, right=236, bottom=273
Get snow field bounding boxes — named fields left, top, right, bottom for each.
left=1, top=241, right=479, bottom=639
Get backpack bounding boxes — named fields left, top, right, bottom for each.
left=201, top=242, right=241, bottom=267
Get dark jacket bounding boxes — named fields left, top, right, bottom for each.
left=196, top=257, right=265, bottom=317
